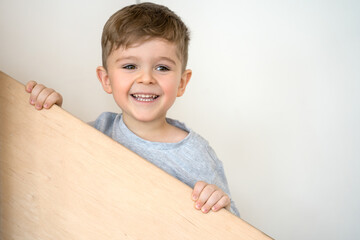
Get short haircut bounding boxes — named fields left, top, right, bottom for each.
left=101, top=2, right=190, bottom=71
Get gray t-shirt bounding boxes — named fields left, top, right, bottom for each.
left=92, top=112, right=239, bottom=216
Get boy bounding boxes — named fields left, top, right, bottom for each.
left=25, top=2, right=240, bottom=216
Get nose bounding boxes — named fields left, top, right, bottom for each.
left=136, top=68, right=155, bottom=85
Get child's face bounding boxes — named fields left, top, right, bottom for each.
left=97, top=38, right=191, bottom=125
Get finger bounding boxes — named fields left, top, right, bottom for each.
left=192, top=181, right=207, bottom=201
left=211, top=195, right=231, bottom=212
left=29, top=84, right=46, bottom=106
left=43, top=91, right=63, bottom=109
left=35, top=87, right=55, bottom=110
left=195, top=184, right=217, bottom=211
left=25, top=81, right=37, bottom=93
left=201, top=190, right=225, bottom=213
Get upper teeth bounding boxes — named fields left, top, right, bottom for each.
left=132, top=94, right=158, bottom=98
left=132, top=94, right=159, bottom=101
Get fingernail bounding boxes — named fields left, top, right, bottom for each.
left=201, top=207, right=208, bottom=213
left=44, top=104, right=48, bottom=108
left=212, top=206, right=217, bottom=211
left=30, top=99, right=34, bottom=104
left=192, top=195, right=197, bottom=200
left=196, top=203, right=201, bottom=209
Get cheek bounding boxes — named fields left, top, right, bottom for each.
left=109, top=80, right=130, bottom=105
left=161, top=81, right=180, bottom=98
left=109, top=75, right=129, bottom=94
left=160, top=74, right=182, bottom=96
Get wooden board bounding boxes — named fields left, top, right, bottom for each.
left=0, top=71, right=273, bottom=240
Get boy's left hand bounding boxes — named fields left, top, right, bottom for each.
left=192, top=181, right=231, bottom=214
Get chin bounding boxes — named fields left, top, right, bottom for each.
left=129, top=113, right=158, bottom=122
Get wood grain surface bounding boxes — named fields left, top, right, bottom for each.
left=0, top=71, right=273, bottom=240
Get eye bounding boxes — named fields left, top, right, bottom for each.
left=155, top=65, right=170, bottom=72
left=122, top=64, right=137, bottom=70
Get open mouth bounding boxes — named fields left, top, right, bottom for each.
left=131, top=94, right=159, bottom=102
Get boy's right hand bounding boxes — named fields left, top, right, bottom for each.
left=25, top=81, right=63, bottom=110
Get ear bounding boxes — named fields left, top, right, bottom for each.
left=177, top=69, right=192, bottom=97
left=96, top=66, right=112, bottom=94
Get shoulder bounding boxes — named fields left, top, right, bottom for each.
left=167, top=118, right=215, bottom=155
left=92, top=112, right=121, bottom=137
left=173, top=121, right=222, bottom=169
left=187, top=130, right=218, bottom=161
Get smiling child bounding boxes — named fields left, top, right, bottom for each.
left=26, top=2, right=240, bottom=216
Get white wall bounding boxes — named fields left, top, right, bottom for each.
left=1, top=0, right=359, bottom=239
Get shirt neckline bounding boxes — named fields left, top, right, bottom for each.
left=116, top=114, right=193, bottom=150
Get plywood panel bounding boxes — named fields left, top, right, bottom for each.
left=0, top=71, right=273, bottom=239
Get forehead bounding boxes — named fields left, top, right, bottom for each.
left=110, top=38, right=181, bottom=61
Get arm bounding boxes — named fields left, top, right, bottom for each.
left=25, top=81, right=63, bottom=110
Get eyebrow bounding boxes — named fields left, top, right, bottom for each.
left=157, top=57, right=177, bottom=66
left=115, top=56, right=138, bottom=63
left=115, top=56, right=177, bottom=66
